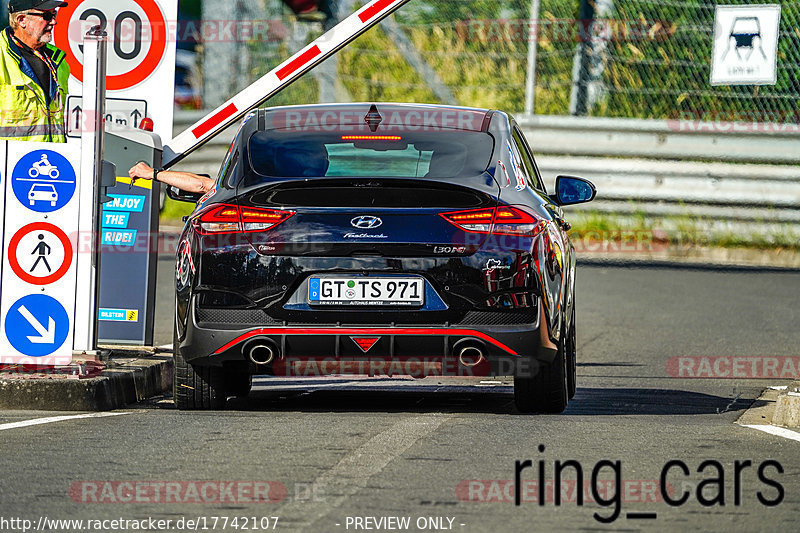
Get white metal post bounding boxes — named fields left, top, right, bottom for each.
left=73, top=28, right=107, bottom=353
left=524, top=0, right=542, bottom=117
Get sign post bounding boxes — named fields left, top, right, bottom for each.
left=73, top=27, right=108, bottom=353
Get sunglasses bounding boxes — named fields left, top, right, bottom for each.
left=25, top=11, right=58, bottom=22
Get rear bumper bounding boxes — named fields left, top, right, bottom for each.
left=179, top=301, right=556, bottom=371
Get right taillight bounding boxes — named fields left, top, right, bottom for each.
left=194, top=204, right=295, bottom=234
left=440, top=206, right=545, bottom=237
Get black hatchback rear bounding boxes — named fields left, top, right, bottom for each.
left=169, top=103, right=595, bottom=413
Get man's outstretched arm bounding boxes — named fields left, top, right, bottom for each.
left=128, top=162, right=215, bottom=194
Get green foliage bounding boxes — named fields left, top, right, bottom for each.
left=339, top=26, right=438, bottom=103
left=160, top=198, right=195, bottom=225
left=338, top=0, right=578, bottom=114
left=335, top=0, right=800, bottom=120
left=227, top=1, right=800, bottom=120
left=568, top=210, right=800, bottom=250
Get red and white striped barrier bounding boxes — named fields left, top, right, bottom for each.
left=163, top=0, right=411, bottom=167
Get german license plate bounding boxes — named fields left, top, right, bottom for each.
left=308, top=277, right=424, bottom=306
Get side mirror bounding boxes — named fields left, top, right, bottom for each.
left=166, top=185, right=203, bottom=203
left=552, top=175, right=596, bottom=206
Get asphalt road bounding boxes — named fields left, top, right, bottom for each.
left=1, top=257, right=799, bottom=532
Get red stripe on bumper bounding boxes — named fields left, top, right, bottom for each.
left=214, top=328, right=519, bottom=356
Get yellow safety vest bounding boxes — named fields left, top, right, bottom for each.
left=0, top=28, right=69, bottom=143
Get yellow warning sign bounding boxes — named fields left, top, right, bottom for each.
left=126, top=310, right=138, bottom=322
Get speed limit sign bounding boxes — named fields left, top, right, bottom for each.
left=53, top=0, right=178, bottom=142
left=55, top=0, right=170, bottom=90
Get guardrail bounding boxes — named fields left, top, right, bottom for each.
left=172, top=111, right=800, bottom=239
left=516, top=114, right=800, bottom=164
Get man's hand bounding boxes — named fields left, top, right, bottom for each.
left=129, top=162, right=155, bottom=181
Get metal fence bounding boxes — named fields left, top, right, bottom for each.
left=194, top=0, right=800, bottom=123
left=595, top=0, right=800, bottom=122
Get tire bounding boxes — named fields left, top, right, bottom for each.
left=566, top=305, right=577, bottom=400
left=224, top=366, right=252, bottom=397
left=513, top=317, right=569, bottom=414
left=173, top=327, right=227, bottom=410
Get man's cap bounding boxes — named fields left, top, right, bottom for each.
left=8, top=0, right=68, bottom=14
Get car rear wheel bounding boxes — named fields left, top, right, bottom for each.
left=173, top=328, right=227, bottom=410
left=566, top=305, right=577, bottom=400
left=513, top=319, right=569, bottom=414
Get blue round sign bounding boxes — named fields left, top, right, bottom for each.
left=5, top=294, right=70, bottom=357
left=12, top=150, right=76, bottom=212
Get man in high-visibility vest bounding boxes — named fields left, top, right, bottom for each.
left=0, top=0, right=69, bottom=142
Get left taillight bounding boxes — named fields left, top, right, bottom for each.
left=440, top=206, right=546, bottom=237
left=194, top=204, right=295, bottom=234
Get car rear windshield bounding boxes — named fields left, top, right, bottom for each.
left=244, top=130, right=494, bottom=184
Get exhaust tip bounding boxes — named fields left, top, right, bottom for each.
left=245, top=340, right=278, bottom=366
left=457, top=345, right=485, bottom=367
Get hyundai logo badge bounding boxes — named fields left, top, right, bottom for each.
left=351, top=216, right=383, bottom=229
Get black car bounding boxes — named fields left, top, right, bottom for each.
left=168, top=103, right=595, bottom=413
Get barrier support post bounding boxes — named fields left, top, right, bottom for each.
left=73, top=27, right=107, bottom=353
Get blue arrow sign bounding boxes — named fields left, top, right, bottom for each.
left=11, top=150, right=76, bottom=213
left=5, top=295, right=69, bottom=357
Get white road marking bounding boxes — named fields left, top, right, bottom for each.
left=276, top=414, right=452, bottom=527
left=740, top=424, right=800, bottom=443
left=0, top=412, right=130, bottom=431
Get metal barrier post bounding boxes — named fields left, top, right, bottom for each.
left=73, top=27, right=107, bottom=353
left=524, top=0, right=542, bottom=116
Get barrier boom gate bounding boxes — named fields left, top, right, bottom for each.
left=162, top=0, right=411, bottom=167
